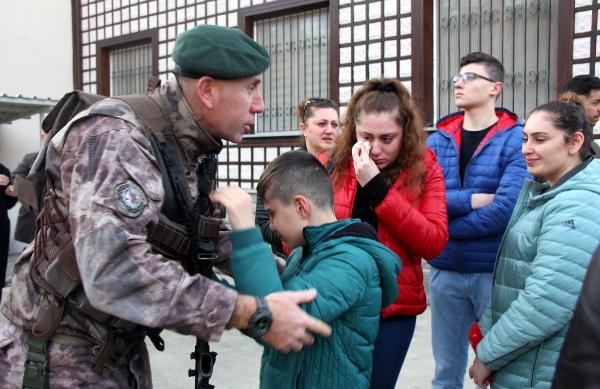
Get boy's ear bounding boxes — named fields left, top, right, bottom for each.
left=490, top=81, right=504, bottom=98
left=292, top=195, right=310, bottom=219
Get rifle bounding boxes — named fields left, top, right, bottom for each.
left=148, top=128, right=222, bottom=388
left=145, top=117, right=222, bottom=389
left=187, top=154, right=221, bottom=389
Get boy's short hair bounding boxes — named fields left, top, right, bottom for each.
left=560, top=75, right=600, bottom=96
left=459, top=52, right=505, bottom=82
left=257, top=150, right=334, bottom=210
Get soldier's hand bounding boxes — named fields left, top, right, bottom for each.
left=262, top=289, right=331, bottom=352
left=209, top=186, right=254, bottom=230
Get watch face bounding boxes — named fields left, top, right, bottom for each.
left=248, top=297, right=272, bottom=338
left=253, top=316, right=271, bottom=337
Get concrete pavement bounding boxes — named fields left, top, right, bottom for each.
left=2, top=253, right=474, bottom=388
left=147, top=306, right=473, bottom=389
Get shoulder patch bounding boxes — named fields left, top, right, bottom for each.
left=114, top=180, right=148, bottom=218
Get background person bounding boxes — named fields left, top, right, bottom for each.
left=469, top=101, right=600, bottom=388
left=426, top=52, right=528, bottom=389
left=211, top=150, right=401, bottom=388
left=0, top=24, right=330, bottom=388
left=8, top=131, right=48, bottom=245
left=8, top=152, right=38, bottom=244
left=322, top=78, right=449, bottom=389
left=255, top=97, right=339, bottom=258
left=559, top=74, right=600, bottom=127
left=558, top=76, right=600, bottom=156
left=0, top=164, right=17, bottom=303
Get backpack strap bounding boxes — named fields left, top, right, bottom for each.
left=116, top=94, right=171, bottom=142
left=42, top=91, right=106, bottom=136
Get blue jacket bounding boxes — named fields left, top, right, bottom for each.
left=477, top=158, right=600, bottom=389
left=229, top=219, right=401, bottom=389
left=426, top=108, right=528, bottom=272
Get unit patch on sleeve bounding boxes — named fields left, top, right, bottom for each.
left=114, top=180, right=148, bottom=218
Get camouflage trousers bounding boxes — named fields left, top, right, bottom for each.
left=0, top=322, right=152, bottom=388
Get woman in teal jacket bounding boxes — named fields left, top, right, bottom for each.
left=470, top=101, right=600, bottom=389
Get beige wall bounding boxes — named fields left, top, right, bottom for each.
left=0, top=0, right=73, bottom=252
left=0, top=0, right=73, bottom=165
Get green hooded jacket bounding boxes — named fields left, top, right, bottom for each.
left=229, top=218, right=401, bottom=388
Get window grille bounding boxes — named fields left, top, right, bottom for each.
left=435, top=0, right=558, bottom=119
left=254, top=7, right=330, bottom=134
left=109, top=42, right=153, bottom=95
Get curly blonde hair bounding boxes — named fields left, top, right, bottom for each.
left=328, top=78, right=427, bottom=192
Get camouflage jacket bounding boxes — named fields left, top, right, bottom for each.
left=1, top=77, right=237, bottom=358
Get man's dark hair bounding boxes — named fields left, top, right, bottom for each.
left=560, top=75, right=600, bottom=96
left=459, top=52, right=505, bottom=82
left=257, top=150, right=334, bottom=210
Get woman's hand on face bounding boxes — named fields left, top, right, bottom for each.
left=352, top=141, right=379, bottom=187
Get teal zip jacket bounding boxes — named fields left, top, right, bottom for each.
left=477, top=158, right=600, bottom=389
left=229, top=218, right=401, bottom=389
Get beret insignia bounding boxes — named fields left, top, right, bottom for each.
left=114, top=180, right=148, bottom=218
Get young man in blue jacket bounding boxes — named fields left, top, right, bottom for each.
left=210, top=150, right=401, bottom=388
left=426, top=52, right=528, bottom=389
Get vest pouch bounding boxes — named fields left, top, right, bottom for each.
left=14, top=174, right=42, bottom=213
left=147, top=214, right=191, bottom=260
left=44, top=240, right=80, bottom=299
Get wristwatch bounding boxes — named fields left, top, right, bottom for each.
left=245, top=296, right=272, bottom=338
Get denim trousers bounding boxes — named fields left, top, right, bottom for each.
left=429, top=268, right=493, bottom=389
left=370, top=315, right=416, bottom=389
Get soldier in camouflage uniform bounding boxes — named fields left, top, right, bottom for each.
left=0, top=24, right=331, bottom=388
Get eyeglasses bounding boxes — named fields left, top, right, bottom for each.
left=451, top=72, right=498, bottom=85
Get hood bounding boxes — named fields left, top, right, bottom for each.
left=436, top=108, right=523, bottom=137
left=525, top=157, right=600, bottom=207
left=303, top=218, right=401, bottom=308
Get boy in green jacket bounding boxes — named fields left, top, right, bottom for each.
left=210, top=150, right=401, bottom=389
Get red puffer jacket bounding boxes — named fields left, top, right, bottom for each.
left=325, top=148, right=448, bottom=317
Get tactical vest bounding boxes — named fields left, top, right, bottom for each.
left=20, top=92, right=221, bottom=378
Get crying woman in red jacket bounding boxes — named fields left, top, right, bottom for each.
left=320, top=78, right=449, bottom=389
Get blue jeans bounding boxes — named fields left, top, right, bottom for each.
left=429, top=268, right=492, bottom=389
left=370, top=315, right=416, bottom=389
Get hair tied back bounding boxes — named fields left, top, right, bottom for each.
left=376, top=82, right=396, bottom=93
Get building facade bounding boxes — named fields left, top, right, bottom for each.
left=70, top=0, right=599, bottom=189
left=1, top=0, right=597, bottom=254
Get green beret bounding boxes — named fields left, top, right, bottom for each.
left=173, top=24, right=270, bottom=80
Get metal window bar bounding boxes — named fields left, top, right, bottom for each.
left=254, top=7, right=330, bottom=134
left=435, top=0, right=557, bottom=120
left=110, top=42, right=152, bottom=96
